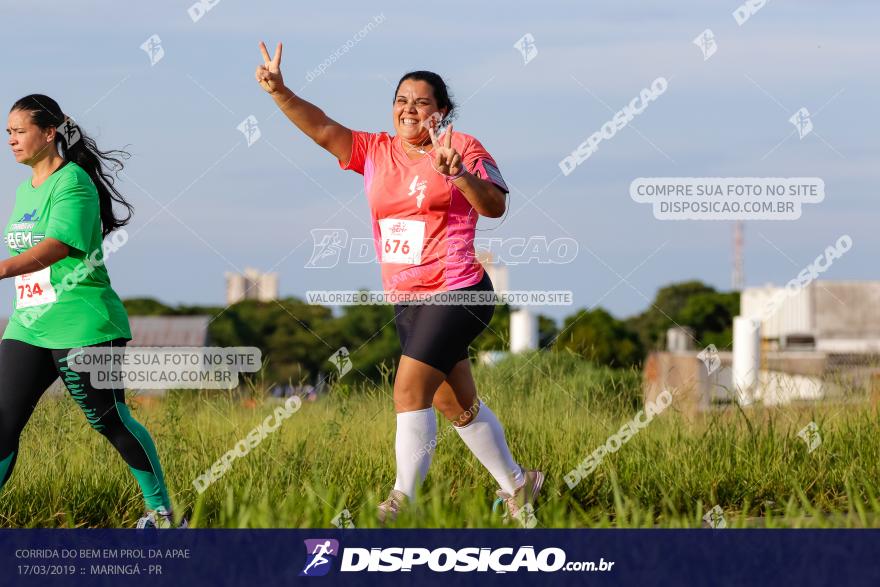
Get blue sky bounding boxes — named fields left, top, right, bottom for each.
left=1, top=0, right=876, bottom=322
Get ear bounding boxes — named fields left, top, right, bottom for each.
left=45, top=126, right=57, bottom=142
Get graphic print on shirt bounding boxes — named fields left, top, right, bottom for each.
left=3, top=161, right=133, bottom=347
left=6, top=209, right=45, bottom=252
left=5, top=208, right=55, bottom=307
left=339, top=130, right=507, bottom=291
left=408, top=175, right=427, bottom=209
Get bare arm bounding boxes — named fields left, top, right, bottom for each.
left=429, top=124, right=507, bottom=218
left=0, top=238, right=70, bottom=280
left=256, top=42, right=352, bottom=163
left=451, top=173, right=507, bottom=218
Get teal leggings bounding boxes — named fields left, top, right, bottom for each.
left=0, top=338, right=171, bottom=511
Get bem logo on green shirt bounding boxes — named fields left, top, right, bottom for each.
left=2, top=161, right=132, bottom=349
left=6, top=208, right=45, bottom=251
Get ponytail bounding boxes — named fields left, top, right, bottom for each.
left=10, top=94, right=134, bottom=238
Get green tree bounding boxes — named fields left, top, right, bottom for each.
left=555, top=308, right=642, bottom=367
left=626, top=281, right=738, bottom=352
left=331, top=300, right=401, bottom=380
left=123, top=297, right=178, bottom=316
left=679, top=291, right=739, bottom=349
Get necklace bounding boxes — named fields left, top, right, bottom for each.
left=400, top=136, right=432, bottom=156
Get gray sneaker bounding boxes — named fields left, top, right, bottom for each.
left=493, top=469, right=544, bottom=527
left=136, top=507, right=188, bottom=529
left=377, top=489, right=409, bottom=525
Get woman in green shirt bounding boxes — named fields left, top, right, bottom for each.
left=1, top=94, right=179, bottom=528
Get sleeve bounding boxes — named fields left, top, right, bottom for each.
left=338, top=130, right=378, bottom=175
left=45, top=170, right=99, bottom=254
left=462, top=135, right=509, bottom=194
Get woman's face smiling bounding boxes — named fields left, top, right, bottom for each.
left=393, top=79, right=447, bottom=145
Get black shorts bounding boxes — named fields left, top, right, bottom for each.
left=393, top=271, right=496, bottom=375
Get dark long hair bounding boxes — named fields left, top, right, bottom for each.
left=11, top=94, right=133, bottom=237
left=395, top=72, right=510, bottom=231
left=394, top=71, right=458, bottom=129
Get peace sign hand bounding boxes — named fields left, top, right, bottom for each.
left=428, top=122, right=464, bottom=177
left=256, top=41, right=284, bottom=94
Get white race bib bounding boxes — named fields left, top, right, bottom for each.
left=15, top=266, right=57, bottom=309
left=378, top=218, right=425, bottom=264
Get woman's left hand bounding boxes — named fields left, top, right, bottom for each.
left=428, top=122, right=464, bottom=177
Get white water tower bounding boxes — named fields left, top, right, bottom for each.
left=510, top=308, right=539, bottom=353
left=733, top=316, right=760, bottom=405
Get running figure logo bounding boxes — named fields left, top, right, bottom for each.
left=692, top=29, right=717, bottom=61
left=306, top=229, right=348, bottom=268
left=328, top=347, right=352, bottom=378
left=697, top=344, right=721, bottom=376
left=140, top=34, right=165, bottom=66
left=798, top=421, right=822, bottom=453
left=237, top=115, right=262, bottom=147
left=703, top=505, right=727, bottom=529
left=789, top=107, right=813, bottom=139
left=59, top=118, right=82, bottom=148
left=408, top=175, right=427, bottom=209
left=513, top=33, right=538, bottom=65
left=300, top=539, right=339, bottom=576
left=18, top=209, right=39, bottom=222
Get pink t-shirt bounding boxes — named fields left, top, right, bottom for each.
left=339, top=130, right=509, bottom=293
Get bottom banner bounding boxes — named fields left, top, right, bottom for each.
left=1, top=529, right=878, bottom=586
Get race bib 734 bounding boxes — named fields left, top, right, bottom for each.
left=15, top=266, right=58, bottom=309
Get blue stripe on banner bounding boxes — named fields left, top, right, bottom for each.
left=1, top=529, right=879, bottom=587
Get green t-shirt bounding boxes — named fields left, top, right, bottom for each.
left=2, top=161, right=132, bottom=348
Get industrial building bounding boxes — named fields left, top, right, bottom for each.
left=644, top=281, right=880, bottom=412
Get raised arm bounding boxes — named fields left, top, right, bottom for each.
left=256, top=41, right=352, bottom=163
left=429, top=124, right=507, bottom=218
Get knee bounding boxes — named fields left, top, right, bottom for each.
left=90, top=409, right=129, bottom=440
left=393, top=386, right=433, bottom=412
left=432, top=396, right=460, bottom=422
left=436, top=398, right=481, bottom=427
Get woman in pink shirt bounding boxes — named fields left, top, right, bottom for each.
left=256, top=42, right=542, bottom=524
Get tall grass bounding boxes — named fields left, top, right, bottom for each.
left=1, top=351, right=878, bottom=528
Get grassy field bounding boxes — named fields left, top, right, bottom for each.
left=1, top=351, right=879, bottom=528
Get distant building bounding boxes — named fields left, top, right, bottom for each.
left=740, top=281, right=880, bottom=353
left=644, top=281, right=880, bottom=411
left=225, top=267, right=279, bottom=305
left=128, top=316, right=211, bottom=347
left=0, top=316, right=211, bottom=347
left=0, top=315, right=211, bottom=395
left=128, top=316, right=212, bottom=396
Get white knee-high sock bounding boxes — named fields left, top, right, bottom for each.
left=393, top=407, right=437, bottom=500
left=454, top=401, right=524, bottom=495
